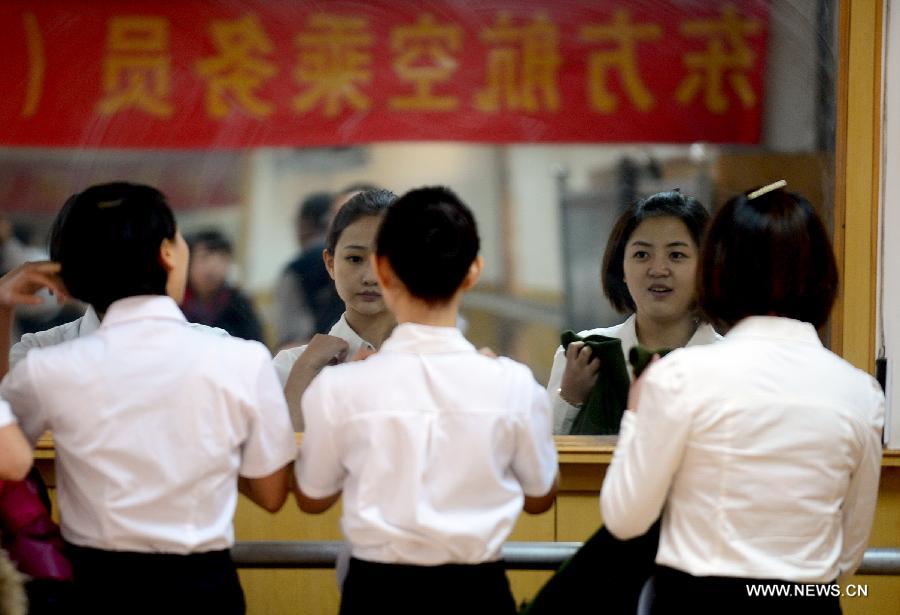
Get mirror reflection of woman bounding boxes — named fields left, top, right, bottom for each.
left=273, top=190, right=397, bottom=431
left=547, top=190, right=719, bottom=435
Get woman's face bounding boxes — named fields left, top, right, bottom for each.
left=622, top=216, right=699, bottom=324
left=325, top=215, right=386, bottom=317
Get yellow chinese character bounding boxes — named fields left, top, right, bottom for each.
left=292, top=14, right=373, bottom=117
left=579, top=9, right=661, bottom=113
left=475, top=12, right=562, bottom=113
left=195, top=14, right=278, bottom=119
left=675, top=5, right=762, bottom=113
left=389, top=14, right=462, bottom=112
left=97, top=16, right=173, bottom=117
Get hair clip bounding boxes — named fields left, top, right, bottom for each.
left=97, top=199, right=123, bottom=209
left=747, top=180, right=787, bottom=200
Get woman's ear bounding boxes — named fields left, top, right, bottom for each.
left=460, top=256, right=483, bottom=291
left=323, top=249, right=335, bottom=281
left=373, top=254, right=394, bottom=291
left=159, top=238, right=177, bottom=273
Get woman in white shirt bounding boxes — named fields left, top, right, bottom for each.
left=295, top=187, right=559, bottom=615
left=273, top=190, right=397, bottom=430
left=0, top=183, right=297, bottom=614
left=601, top=183, right=884, bottom=612
left=547, top=190, right=719, bottom=435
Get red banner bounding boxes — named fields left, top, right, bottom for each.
left=0, top=1, right=769, bottom=148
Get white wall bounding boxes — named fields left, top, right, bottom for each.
left=241, top=144, right=503, bottom=292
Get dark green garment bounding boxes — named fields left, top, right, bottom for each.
left=560, top=331, right=630, bottom=435
left=628, top=345, right=674, bottom=379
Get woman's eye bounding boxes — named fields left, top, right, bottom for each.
left=346, top=255, right=363, bottom=264
left=631, top=251, right=649, bottom=260
left=670, top=251, right=688, bottom=260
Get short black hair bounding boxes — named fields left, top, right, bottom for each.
left=602, top=190, right=710, bottom=313
left=297, top=191, right=333, bottom=231
left=49, top=182, right=177, bottom=313
left=376, top=186, right=480, bottom=303
left=187, top=229, right=233, bottom=255
left=326, top=189, right=397, bottom=254
left=699, top=186, right=838, bottom=330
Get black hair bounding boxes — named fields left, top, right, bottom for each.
left=698, top=186, right=838, bottom=330
left=186, top=229, right=233, bottom=255
left=602, top=190, right=710, bottom=313
left=49, top=182, right=177, bottom=313
left=297, top=191, right=334, bottom=232
left=376, top=186, right=480, bottom=303
left=325, top=189, right=397, bottom=254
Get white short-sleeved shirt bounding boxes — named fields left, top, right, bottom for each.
left=1, top=295, right=296, bottom=554
left=0, top=399, right=14, bottom=429
left=296, top=322, right=558, bottom=566
left=600, top=316, right=885, bottom=582
left=9, top=305, right=228, bottom=370
left=272, top=313, right=375, bottom=388
left=547, top=314, right=721, bottom=434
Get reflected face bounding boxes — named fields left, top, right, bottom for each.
left=189, top=244, right=231, bottom=297
left=325, top=215, right=385, bottom=316
left=622, top=216, right=698, bottom=324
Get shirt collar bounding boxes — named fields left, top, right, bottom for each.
left=621, top=314, right=721, bottom=348
left=79, top=305, right=102, bottom=335
left=100, top=295, right=188, bottom=329
left=380, top=322, right=475, bottom=355
left=328, top=314, right=376, bottom=352
left=725, top=315, right=822, bottom=346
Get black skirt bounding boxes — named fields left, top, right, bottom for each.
left=65, top=543, right=245, bottom=615
left=340, top=557, right=517, bottom=615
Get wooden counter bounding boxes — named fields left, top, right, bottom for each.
left=33, top=436, right=900, bottom=614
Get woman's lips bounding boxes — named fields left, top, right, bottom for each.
left=358, top=292, right=381, bottom=301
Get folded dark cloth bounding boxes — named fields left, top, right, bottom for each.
left=560, top=331, right=631, bottom=435
left=628, top=346, right=674, bottom=379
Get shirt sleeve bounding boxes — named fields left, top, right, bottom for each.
left=512, top=371, right=558, bottom=497
left=0, top=398, right=15, bottom=428
left=546, top=344, right=581, bottom=435
left=272, top=345, right=307, bottom=389
left=838, top=377, right=885, bottom=579
left=0, top=357, right=48, bottom=445
left=600, top=356, right=692, bottom=539
left=295, top=373, right=346, bottom=498
left=238, top=346, right=297, bottom=478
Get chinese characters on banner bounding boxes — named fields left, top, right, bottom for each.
left=0, top=0, right=769, bottom=148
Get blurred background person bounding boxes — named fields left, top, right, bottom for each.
left=182, top=230, right=263, bottom=343
left=275, top=192, right=343, bottom=348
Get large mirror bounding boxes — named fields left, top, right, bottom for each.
left=0, top=0, right=838, bottom=436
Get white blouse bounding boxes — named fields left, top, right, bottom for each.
left=272, top=313, right=375, bottom=388
left=601, top=316, right=884, bottom=582
left=547, top=314, right=721, bottom=434
left=296, top=323, right=558, bottom=565
left=1, top=296, right=296, bottom=554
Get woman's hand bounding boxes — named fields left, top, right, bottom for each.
left=0, top=261, right=67, bottom=309
left=559, top=342, right=600, bottom=406
left=301, top=334, right=350, bottom=371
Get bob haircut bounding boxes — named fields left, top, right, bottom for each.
left=602, top=190, right=710, bottom=313
left=325, top=189, right=397, bottom=254
left=376, top=186, right=480, bottom=304
left=49, top=182, right=177, bottom=314
left=698, top=187, right=838, bottom=331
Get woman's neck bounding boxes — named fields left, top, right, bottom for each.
left=344, top=309, right=396, bottom=349
left=634, top=312, right=698, bottom=350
